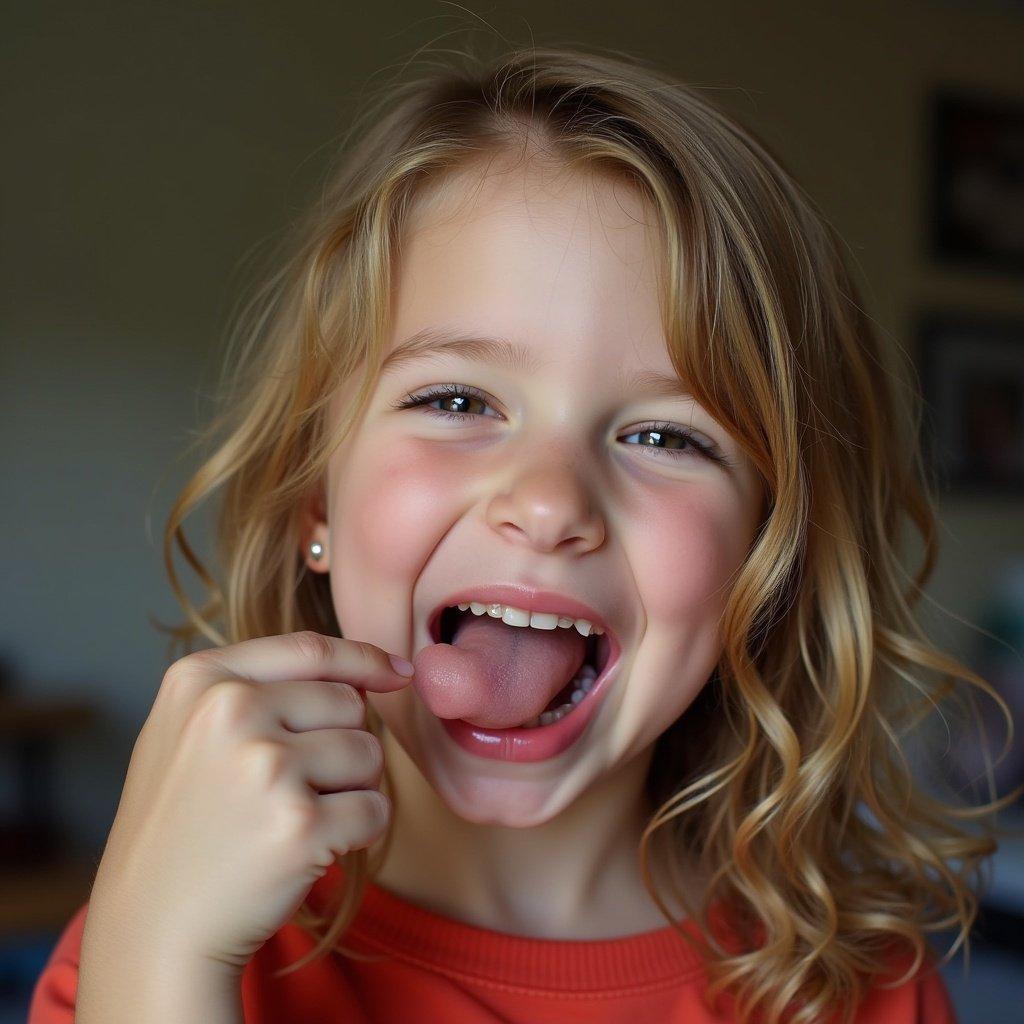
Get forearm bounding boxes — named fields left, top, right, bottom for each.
left=76, top=908, right=244, bottom=1024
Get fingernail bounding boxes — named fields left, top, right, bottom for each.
left=388, top=654, right=415, bottom=676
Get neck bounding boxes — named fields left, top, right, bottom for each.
left=370, top=727, right=695, bottom=940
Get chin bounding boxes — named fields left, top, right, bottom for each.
left=431, top=748, right=591, bottom=823
left=435, top=780, right=573, bottom=828
left=372, top=693, right=596, bottom=827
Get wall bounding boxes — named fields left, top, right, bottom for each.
left=3, top=0, right=1021, bottom=924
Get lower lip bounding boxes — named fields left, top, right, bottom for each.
left=438, top=645, right=621, bottom=763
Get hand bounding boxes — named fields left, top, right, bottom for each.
left=87, top=631, right=414, bottom=973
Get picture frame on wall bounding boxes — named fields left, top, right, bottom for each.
left=928, top=87, right=1024, bottom=275
left=917, top=312, right=1024, bottom=496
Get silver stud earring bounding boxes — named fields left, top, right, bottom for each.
left=309, top=540, right=324, bottom=561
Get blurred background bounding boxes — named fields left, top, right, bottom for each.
left=2, top=1, right=1022, bottom=1020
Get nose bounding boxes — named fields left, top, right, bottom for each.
left=484, top=460, right=605, bottom=555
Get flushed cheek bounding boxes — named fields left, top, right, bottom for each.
left=332, top=440, right=471, bottom=587
left=634, top=491, right=742, bottom=627
left=616, top=489, right=745, bottom=733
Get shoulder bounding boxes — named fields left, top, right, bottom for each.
left=854, top=945, right=958, bottom=1024
left=905, top=964, right=958, bottom=1024
left=28, top=901, right=90, bottom=1024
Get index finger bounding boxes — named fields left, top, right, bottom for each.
left=182, top=631, right=415, bottom=692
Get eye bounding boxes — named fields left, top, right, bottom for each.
left=620, top=422, right=726, bottom=464
left=391, top=383, right=500, bottom=421
left=392, top=384, right=730, bottom=466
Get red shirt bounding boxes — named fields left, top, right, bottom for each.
left=30, top=862, right=957, bottom=1022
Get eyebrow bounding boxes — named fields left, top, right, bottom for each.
left=379, top=327, right=693, bottom=399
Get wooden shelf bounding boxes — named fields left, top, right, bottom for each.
left=0, top=693, right=97, bottom=738
left=0, top=857, right=96, bottom=936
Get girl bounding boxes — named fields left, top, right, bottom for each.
left=31, top=41, right=1018, bottom=1024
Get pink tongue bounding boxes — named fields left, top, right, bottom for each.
left=412, top=612, right=586, bottom=729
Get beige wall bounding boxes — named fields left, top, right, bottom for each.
left=2, top=0, right=1022, bottom=849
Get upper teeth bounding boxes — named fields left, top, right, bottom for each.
left=454, top=602, right=605, bottom=638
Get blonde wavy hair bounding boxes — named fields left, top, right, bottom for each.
left=158, top=38, right=1021, bottom=1024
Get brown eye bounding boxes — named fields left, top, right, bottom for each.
left=393, top=383, right=500, bottom=421
left=620, top=423, right=724, bottom=463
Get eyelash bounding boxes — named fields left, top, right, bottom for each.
left=391, top=383, right=731, bottom=466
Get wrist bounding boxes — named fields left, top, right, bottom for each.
left=78, top=916, right=244, bottom=1024
left=84, top=874, right=246, bottom=977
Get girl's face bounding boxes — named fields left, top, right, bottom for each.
left=311, top=157, right=764, bottom=826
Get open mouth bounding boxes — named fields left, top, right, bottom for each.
left=431, top=605, right=614, bottom=729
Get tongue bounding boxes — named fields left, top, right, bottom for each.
left=412, top=612, right=587, bottom=729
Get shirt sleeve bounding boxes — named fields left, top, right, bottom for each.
left=27, top=902, right=90, bottom=1024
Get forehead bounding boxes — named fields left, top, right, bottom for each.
left=387, top=155, right=675, bottom=377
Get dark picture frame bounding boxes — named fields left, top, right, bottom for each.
left=917, top=312, right=1024, bottom=496
left=928, top=87, right=1024, bottom=275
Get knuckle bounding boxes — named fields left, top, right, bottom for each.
left=271, top=793, right=319, bottom=844
left=359, top=732, right=383, bottom=772
left=161, top=657, right=192, bottom=689
left=328, top=791, right=388, bottom=857
left=290, top=630, right=335, bottom=664
left=166, top=647, right=228, bottom=683
left=335, top=683, right=366, bottom=719
left=160, top=650, right=237, bottom=724
left=353, top=789, right=388, bottom=835
left=238, top=738, right=292, bottom=786
left=161, top=653, right=207, bottom=697
left=350, top=639, right=387, bottom=675
left=192, top=679, right=258, bottom=730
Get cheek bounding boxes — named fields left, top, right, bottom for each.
left=627, top=486, right=746, bottom=631
left=334, top=441, right=466, bottom=579
left=613, top=485, right=749, bottom=745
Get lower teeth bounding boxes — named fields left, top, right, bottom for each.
left=518, top=664, right=598, bottom=729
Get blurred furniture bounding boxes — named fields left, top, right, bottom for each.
left=0, top=693, right=99, bottom=934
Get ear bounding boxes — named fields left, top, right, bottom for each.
left=299, top=483, right=330, bottom=575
